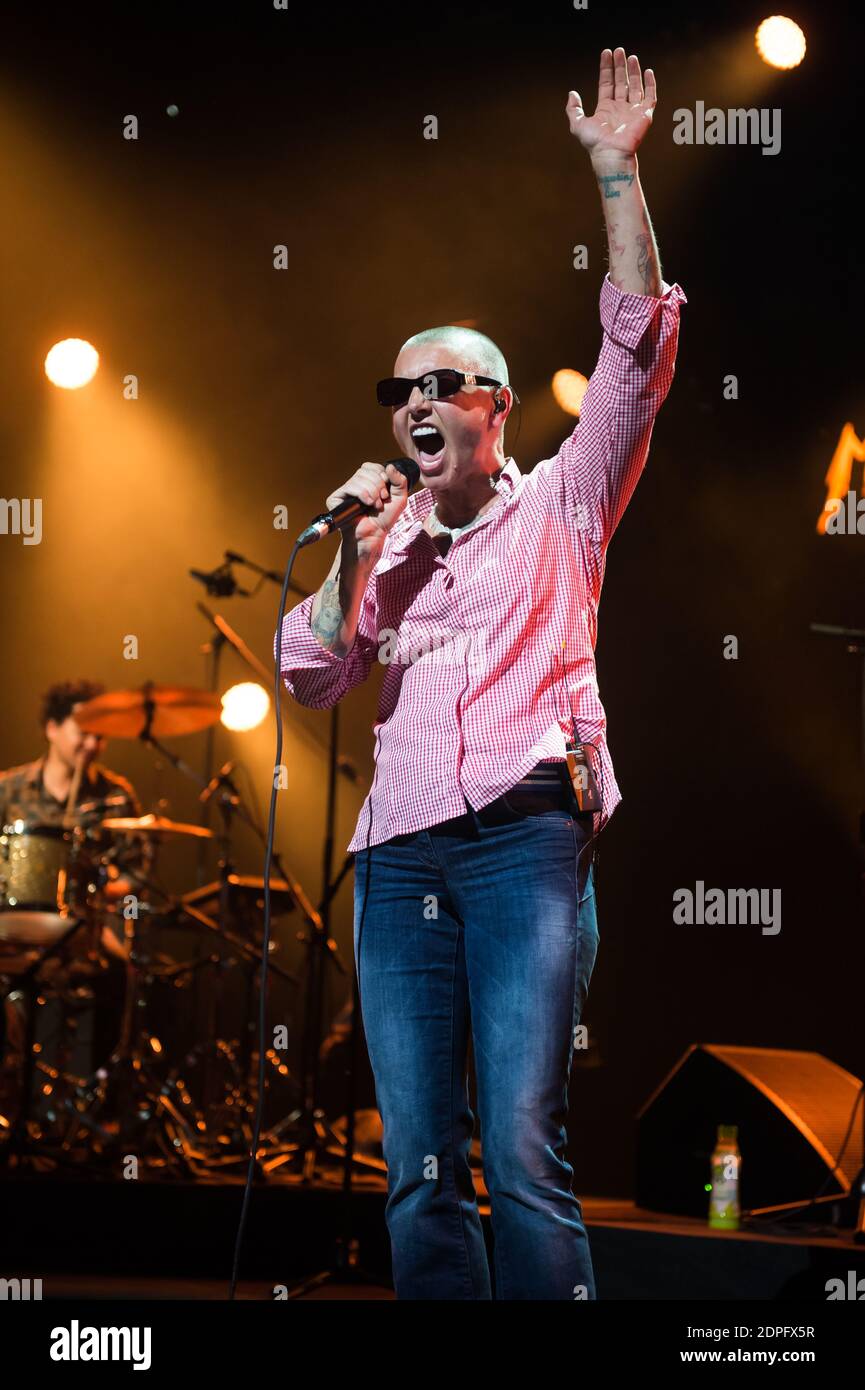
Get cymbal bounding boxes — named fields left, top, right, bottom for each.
left=75, top=683, right=221, bottom=739
left=0, top=911, right=76, bottom=947
left=100, top=814, right=215, bottom=840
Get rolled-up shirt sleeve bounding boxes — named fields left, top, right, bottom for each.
left=542, top=273, right=687, bottom=548
left=277, top=577, right=380, bottom=710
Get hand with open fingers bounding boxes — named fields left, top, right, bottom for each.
left=566, top=48, right=657, bottom=159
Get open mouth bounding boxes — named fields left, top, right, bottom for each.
left=411, top=426, right=446, bottom=466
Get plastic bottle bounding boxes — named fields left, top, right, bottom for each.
left=708, top=1123, right=741, bottom=1229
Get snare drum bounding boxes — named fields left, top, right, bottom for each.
left=0, top=823, right=84, bottom=946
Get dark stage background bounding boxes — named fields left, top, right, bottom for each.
left=1, top=0, right=862, bottom=1198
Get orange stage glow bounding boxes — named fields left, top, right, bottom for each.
left=817, top=423, right=865, bottom=534
left=552, top=369, right=589, bottom=418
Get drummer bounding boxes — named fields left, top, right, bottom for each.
left=0, top=680, right=154, bottom=953
left=0, top=679, right=154, bottom=1071
left=0, top=679, right=146, bottom=888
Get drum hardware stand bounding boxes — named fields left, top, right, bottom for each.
left=258, top=700, right=353, bottom=1175
left=261, top=850, right=368, bottom=1173
left=64, top=645, right=379, bottom=1224
left=0, top=910, right=97, bottom=1171
left=269, top=703, right=392, bottom=1296
left=192, top=601, right=375, bottom=1188
left=126, top=889, right=296, bottom=1173
left=189, top=576, right=384, bottom=1290
left=56, top=899, right=207, bottom=1174
left=175, top=892, right=299, bottom=1164
left=129, top=730, right=308, bottom=1168
left=44, top=679, right=308, bottom=1173
left=62, top=853, right=299, bottom=1174
left=195, top=595, right=389, bottom=1285
left=185, top=607, right=384, bottom=1242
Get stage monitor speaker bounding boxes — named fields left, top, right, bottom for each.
left=635, top=1044, right=863, bottom=1217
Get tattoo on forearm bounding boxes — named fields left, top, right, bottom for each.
left=311, top=575, right=343, bottom=650
left=635, top=230, right=661, bottom=294
left=597, top=170, right=635, bottom=199
left=608, top=231, right=626, bottom=263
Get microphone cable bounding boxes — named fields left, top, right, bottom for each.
left=228, top=538, right=301, bottom=1300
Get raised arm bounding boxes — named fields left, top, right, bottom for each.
left=534, top=48, right=686, bottom=553
left=567, top=48, right=662, bottom=296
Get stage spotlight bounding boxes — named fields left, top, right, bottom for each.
left=221, top=681, right=270, bottom=732
left=44, top=338, right=100, bottom=389
left=552, top=369, right=589, bottom=418
left=755, top=16, right=806, bottom=69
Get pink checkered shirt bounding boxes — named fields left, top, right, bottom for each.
left=279, top=272, right=687, bottom=852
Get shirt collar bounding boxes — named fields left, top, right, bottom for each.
left=26, top=755, right=100, bottom=790
left=387, top=456, right=522, bottom=556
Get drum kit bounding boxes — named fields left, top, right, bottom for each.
left=0, top=679, right=348, bottom=1179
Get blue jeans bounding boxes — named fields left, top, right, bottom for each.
left=353, top=791, right=599, bottom=1299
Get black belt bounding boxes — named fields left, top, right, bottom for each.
left=428, top=761, right=576, bottom=835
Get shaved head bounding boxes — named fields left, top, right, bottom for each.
left=397, top=325, right=508, bottom=386
left=389, top=325, right=513, bottom=506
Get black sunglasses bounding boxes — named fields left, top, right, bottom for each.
left=376, top=368, right=502, bottom=409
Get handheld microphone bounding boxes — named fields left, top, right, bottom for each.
left=297, top=457, right=420, bottom=548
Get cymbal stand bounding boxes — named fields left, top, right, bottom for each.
left=129, top=712, right=311, bottom=1169
left=0, top=910, right=95, bottom=1171
left=57, top=898, right=205, bottom=1174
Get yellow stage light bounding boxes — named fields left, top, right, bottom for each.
left=755, top=16, right=806, bottom=69
left=44, top=338, right=100, bottom=389
left=552, top=369, right=589, bottom=418
left=221, top=681, right=270, bottom=732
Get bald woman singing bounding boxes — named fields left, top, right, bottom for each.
left=279, top=48, right=686, bottom=1300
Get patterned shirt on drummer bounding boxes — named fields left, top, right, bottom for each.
left=0, top=757, right=148, bottom=881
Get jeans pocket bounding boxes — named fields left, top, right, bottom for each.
left=571, top=818, right=597, bottom=904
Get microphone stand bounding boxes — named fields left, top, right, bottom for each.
left=273, top=698, right=390, bottom=1296
left=194, top=561, right=383, bottom=1281
left=191, top=550, right=310, bottom=871
left=190, top=550, right=306, bottom=813
left=199, top=552, right=386, bottom=1290
left=198, top=625, right=227, bottom=885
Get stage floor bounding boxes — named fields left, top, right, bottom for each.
left=3, top=1165, right=862, bottom=1300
